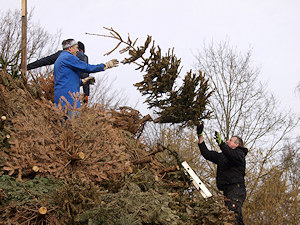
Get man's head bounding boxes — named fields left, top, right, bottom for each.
left=227, top=136, right=244, bottom=149
left=78, top=41, right=85, bottom=53
left=62, top=39, right=79, bottom=56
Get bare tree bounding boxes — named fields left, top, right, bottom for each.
left=147, top=40, right=299, bottom=222
left=296, top=82, right=300, bottom=98
left=280, top=136, right=300, bottom=193
left=0, top=9, right=60, bottom=77
left=243, top=137, right=299, bottom=225
left=196, top=40, right=292, bottom=143
left=196, top=40, right=296, bottom=151
left=88, top=74, right=128, bottom=110
left=193, top=39, right=299, bottom=222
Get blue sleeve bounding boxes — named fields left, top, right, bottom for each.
left=219, top=142, right=245, bottom=166
left=65, top=55, right=105, bottom=73
left=198, top=142, right=220, bottom=164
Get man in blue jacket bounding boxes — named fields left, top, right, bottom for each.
left=54, top=38, right=118, bottom=110
left=197, top=124, right=248, bottom=225
left=27, top=41, right=93, bottom=102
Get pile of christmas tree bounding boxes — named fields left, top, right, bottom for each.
left=0, top=29, right=234, bottom=224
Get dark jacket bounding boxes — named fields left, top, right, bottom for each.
left=198, top=141, right=248, bottom=191
left=76, top=51, right=90, bottom=96
left=27, top=50, right=90, bottom=96
left=27, top=51, right=62, bottom=70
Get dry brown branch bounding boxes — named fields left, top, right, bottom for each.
left=71, top=152, right=85, bottom=161
left=22, top=166, right=40, bottom=179
left=3, top=134, right=10, bottom=141
left=147, top=144, right=164, bottom=156
left=157, top=182, right=187, bottom=188
left=0, top=72, right=163, bottom=184
left=3, top=202, right=59, bottom=225
left=110, top=107, right=152, bottom=137
left=159, top=165, right=180, bottom=174
left=132, top=156, right=152, bottom=165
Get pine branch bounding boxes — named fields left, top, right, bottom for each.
left=87, top=27, right=213, bottom=126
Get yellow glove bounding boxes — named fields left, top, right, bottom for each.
left=81, top=76, right=95, bottom=85
left=104, top=59, right=119, bottom=70
left=214, top=131, right=222, bottom=145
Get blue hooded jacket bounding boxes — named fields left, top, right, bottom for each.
left=54, top=51, right=105, bottom=108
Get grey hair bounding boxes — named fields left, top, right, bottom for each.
left=62, top=39, right=77, bottom=49
left=233, top=136, right=244, bottom=148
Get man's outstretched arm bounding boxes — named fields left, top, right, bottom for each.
left=27, top=51, right=62, bottom=70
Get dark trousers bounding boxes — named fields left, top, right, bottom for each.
left=222, top=184, right=246, bottom=225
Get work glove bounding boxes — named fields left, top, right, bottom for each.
left=196, top=123, right=204, bottom=136
left=214, top=131, right=222, bottom=145
left=81, top=76, right=95, bottom=85
left=104, top=59, right=119, bottom=70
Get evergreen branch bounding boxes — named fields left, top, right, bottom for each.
left=88, top=27, right=213, bottom=126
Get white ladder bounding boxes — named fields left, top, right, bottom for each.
left=181, top=161, right=212, bottom=198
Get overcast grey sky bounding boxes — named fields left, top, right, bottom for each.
left=2, top=0, right=300, bottom=117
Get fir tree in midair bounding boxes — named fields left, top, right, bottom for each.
left=87, top=27, right=213, bottom=126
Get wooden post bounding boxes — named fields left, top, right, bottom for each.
left=20, top=0, right=27, bottom=78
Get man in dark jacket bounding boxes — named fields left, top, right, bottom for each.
left=27, top=41, right=92, bottom=102
left=197, top=124, right=248, bottom=225
left=76, top=42, right=90, bottom=102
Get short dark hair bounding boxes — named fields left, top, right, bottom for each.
left=78, top=41, right=85, bottom=52
left=233, top=136, right=244, bottom=148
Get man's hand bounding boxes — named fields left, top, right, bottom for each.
left=197, top=123, right=204, bottom=136
left=214, top=131, right=222, bottom=145
left=104, top=59, right=119, bottom=70
left=81, top=76, right=95, bottom=85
